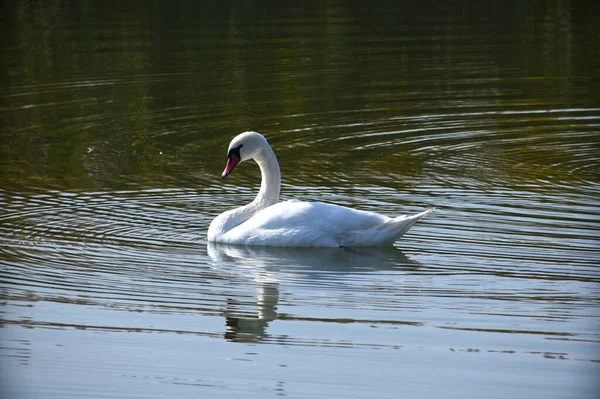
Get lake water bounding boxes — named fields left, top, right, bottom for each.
left=1, top=1, right=599, bottom=398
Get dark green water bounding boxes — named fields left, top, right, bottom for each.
left=1, top=1, right=599, bottom=398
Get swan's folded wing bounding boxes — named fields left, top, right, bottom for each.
left=221, top=201, right=388, bottom=246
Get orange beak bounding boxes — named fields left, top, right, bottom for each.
left=222, top=153, right=241, bottom=178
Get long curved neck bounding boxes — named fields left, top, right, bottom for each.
left=207, top=141, right=281, bottom=241
left=252, top=146, right=280, bottom=209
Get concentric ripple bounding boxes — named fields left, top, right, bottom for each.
left=1, top=2, right=600, bottom=398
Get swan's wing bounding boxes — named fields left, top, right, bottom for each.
left=222, top=201, right=389, bottom=246
left=250, top=201, right=389, bottom=231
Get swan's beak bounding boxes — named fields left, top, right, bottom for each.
left=222, top=153, right=241, bottom=179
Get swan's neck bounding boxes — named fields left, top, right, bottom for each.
left=208, top=145, right=281, bottom=241
left=252, top=147, right=281, bottom=209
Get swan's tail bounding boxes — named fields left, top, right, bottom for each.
left=340, top=208, right=433, bottom=247
left=381, top=208, right=433, bottom=243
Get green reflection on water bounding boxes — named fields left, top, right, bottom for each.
left=0, top=1, right=598, bottom=193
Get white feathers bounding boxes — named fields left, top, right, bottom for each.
left=208, top=131, right=431, bottom=247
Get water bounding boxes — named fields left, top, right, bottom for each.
left=1, top=1, right=600, bottom=398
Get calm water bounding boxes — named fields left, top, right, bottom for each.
left=1, top=1, right=600, bottom=398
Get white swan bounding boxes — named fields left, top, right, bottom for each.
left=208, top=131, right=432, bottom=247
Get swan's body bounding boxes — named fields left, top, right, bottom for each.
left=208, top=131, right=432, bottom=247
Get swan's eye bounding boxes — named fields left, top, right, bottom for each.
left=227, top=144, right=243, bottom=159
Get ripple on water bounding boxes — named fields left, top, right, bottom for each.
left=1, top=189, right=211, bottom=305
left=1, top=100, right=599, bottom=342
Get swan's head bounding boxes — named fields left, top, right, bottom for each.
left=221, top=131, right=270, bottom=178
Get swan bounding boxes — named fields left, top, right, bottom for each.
left=207, top=131, right=432, bottom=247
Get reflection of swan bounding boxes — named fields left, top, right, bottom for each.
left=209, top=243, right=281, bottom=342
left=207, top=242, right=422, bottom=342
left=208, top=242, right=421, bottom=274
left=208, top=131, right=432, bottom=247
left=223, top=281, right=279, bottom=342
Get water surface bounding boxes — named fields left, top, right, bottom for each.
left=1, top=2, right=599, bottom=398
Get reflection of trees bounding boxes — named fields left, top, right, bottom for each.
left=0, top=1, right=596, bottom=191
left=4, top=1, right=593, bottom=112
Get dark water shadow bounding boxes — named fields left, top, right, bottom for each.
left=207, top=242, right=422, bottom=342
